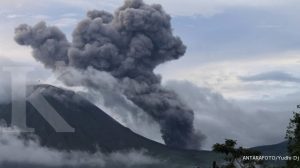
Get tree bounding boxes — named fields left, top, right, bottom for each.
left=213, top=139, right=262, bottom=168
left=286, top=107, right=300, bottom=168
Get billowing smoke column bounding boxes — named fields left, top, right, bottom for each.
left=14, top=0, right=203, bottom=149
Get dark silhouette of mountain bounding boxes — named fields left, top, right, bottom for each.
left=252, top=141, right=288, bottom=156
left=251, top=141, right=288, bottom=167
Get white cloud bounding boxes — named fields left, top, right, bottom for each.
left=158, top=50, right=300, bottom=100
left=6, top=14, right=25, bottom=19
left=0, top=127, right=160, bottom=167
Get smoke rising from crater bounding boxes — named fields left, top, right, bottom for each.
left=14, top=0, right=204, bottom=149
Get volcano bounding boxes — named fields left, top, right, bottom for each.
left=0, top=85, right=221, bottom=168
left=0, top=84, right=169, bottom=152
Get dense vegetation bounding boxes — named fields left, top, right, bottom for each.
left=286, top=109, right=300, bottom=168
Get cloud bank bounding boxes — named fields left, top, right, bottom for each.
left=0, top=127, right=160, bottom=167
left=166, top=80, right=290, bottom=149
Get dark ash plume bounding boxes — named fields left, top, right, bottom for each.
left=14, top=22, right=69, bottom=69
left=14, top=0, right=204, bottom=149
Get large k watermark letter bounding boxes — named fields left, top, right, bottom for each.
left=3, top=66, right=74, bottom=132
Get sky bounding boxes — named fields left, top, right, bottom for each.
left=0, top=0, right=300, bottom=149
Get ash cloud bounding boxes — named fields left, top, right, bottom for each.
left=14, top=0, right=203, bottom=149
left=14, top=22, right=70, bottom=69
left=55, top=67, right=164, bottom=143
